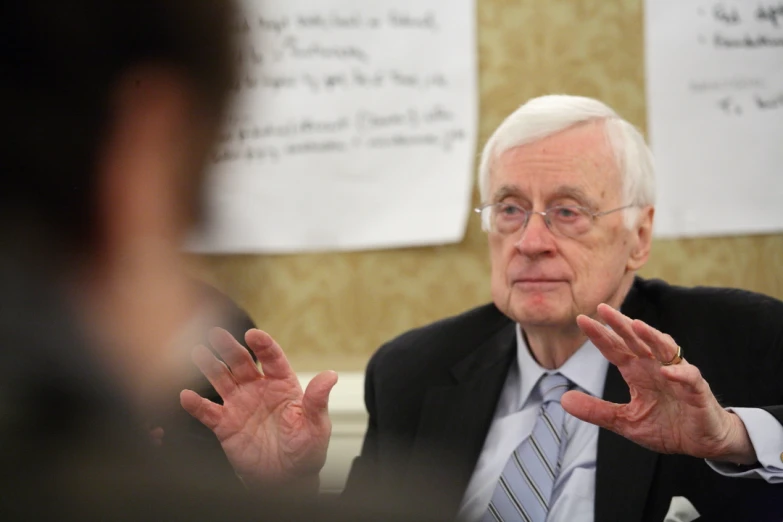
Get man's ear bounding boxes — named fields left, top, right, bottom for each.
left=627, top=205, right=654, bottom=272
left=95, top=67, right=196, bottom=258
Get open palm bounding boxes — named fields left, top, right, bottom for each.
left=561, top=304, right=745, bottom=461
left=180, top=328, right=337, bottom=485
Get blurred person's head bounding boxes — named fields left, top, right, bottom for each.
left=0, top=0, right=237, bottom=409
left=476, top=95, right=656, bottom=337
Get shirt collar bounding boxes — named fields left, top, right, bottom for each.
left=515, top=323, right=609, bottom=409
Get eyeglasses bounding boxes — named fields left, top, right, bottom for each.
left=474, top=202, right=633, bottom=238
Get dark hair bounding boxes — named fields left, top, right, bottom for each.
left=0, top=0, right=237, bottom=249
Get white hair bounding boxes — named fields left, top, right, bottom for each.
left=477, top=94, right=656, bottom=228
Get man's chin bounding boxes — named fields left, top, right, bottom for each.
left=506, top=299, right=571, bottom=328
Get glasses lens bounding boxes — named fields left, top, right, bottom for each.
left=547, top=206, right=592, bottom=237
left=490, top=203, right=526, bottom=234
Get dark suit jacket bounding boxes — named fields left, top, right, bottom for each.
left=343, top=278, right=783, bottom=521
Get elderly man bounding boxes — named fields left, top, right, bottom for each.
left=183, top=95, right=783, bottom=521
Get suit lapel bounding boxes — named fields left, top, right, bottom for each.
left=594, top=278, right=661, bottom=522
left=594, top=364, right=660, bottom=522
left=404, top=321, right=516, bottom=518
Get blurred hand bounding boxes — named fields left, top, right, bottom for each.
left=562, top=304, right=755, bottom=465
left=180, top=328, right=338, bottom=486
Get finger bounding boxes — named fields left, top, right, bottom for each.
left=245, top=329, right=297, bottom=382
left=596, top=304, right=654, bottom=360
left=659, top=363, right=717, bottom=411
left=192, top=344, right=237, bottom=399
left=180, top=389, right=223, bottom=431
left=208, top=327, right=261, bottom=384
left=561, top=390, right=621, bottom=431
left=303, top=371, right=338, bottom=423
left=631, top=319, right=679, bottom=364
left=660, top=360, right=708, bottom=395
left=576, top=314, right=635, bottom=367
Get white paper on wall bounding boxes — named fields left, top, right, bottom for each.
left=645, top=0, right=783, bottom=238
left=188, top=0, right=478, bottom=253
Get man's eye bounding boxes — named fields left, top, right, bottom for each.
left=499, top=204, right=523, bottom=216
left=553, top=207, right=582, bottom=219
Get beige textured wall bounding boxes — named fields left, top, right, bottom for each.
left=189, top=0, right=783, bottom=372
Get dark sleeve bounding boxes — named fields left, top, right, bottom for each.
left=760, top=325, right=783, bottom=425
left=762, top=406, right=783, bottom=424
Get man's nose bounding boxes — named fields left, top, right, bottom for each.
left=514, top=212, right=556, bottom=256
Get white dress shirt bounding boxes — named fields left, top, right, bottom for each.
left=457, top=324, right=783, bottom=522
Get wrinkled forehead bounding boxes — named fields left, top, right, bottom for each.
left=489, top=121, right=622, bottom=205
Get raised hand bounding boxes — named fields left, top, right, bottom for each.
left=180, top=328, right=338, bottom=486
left=561, top=304, right=756, bottom=464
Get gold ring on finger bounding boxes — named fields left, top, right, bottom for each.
left=662, top=345, right=683, bottom=366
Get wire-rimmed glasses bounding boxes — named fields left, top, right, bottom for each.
left=474, top=202, right=633, bottom=238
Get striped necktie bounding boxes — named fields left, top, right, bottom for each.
left=483, top=373, right=570, bottom=522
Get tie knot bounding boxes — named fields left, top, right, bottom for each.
left=538, top=372, right=569, bottom=403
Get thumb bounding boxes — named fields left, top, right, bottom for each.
left=303, top=370, right=338, bottom=423
left=561, top=390, right=621, bottom=431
